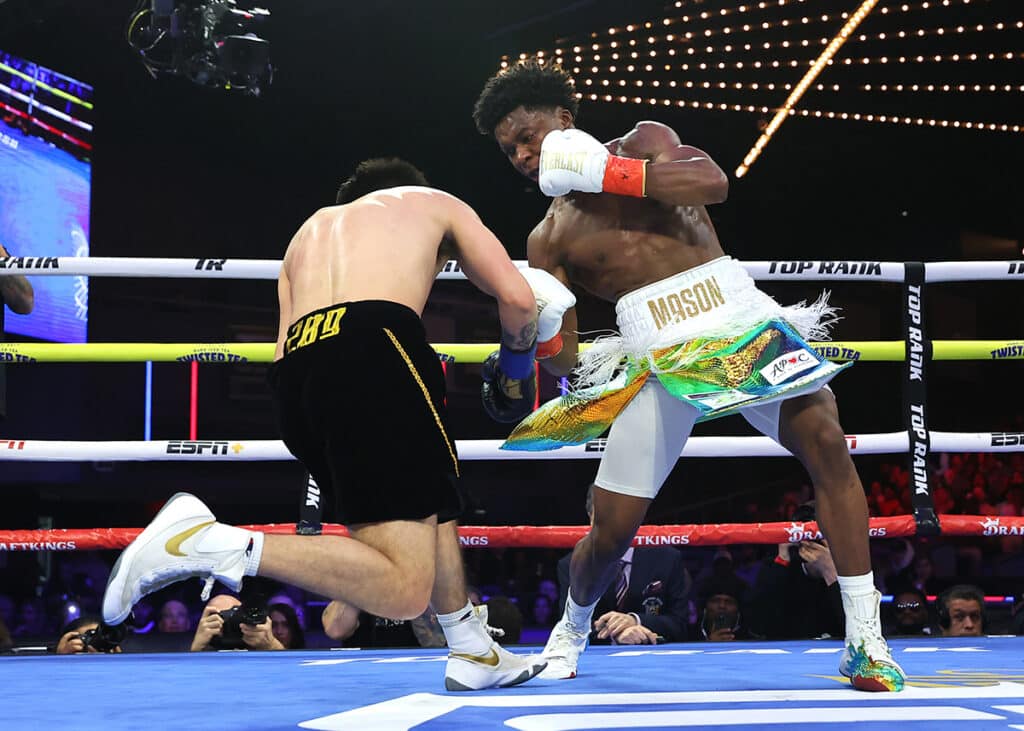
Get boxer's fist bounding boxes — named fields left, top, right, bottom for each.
left=539, top=128, right=647, bottom=198
left=481, top=351, right=536, bottom=423
left=520, top=267, right=575, bottom=359
left=539, top=129, right=608, bottom=197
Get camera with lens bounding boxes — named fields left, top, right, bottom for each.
left=212, top=603, right=268, bottom=650
left=79, top=622, right=127, bottom=653
left=127, top=0, right=273, bottom=96
left=787, top=502, right=819, bottom=564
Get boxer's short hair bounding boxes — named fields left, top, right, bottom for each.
left=473, top=59, right=580, bottom=136
left=336, top=158, right=428, bottom=204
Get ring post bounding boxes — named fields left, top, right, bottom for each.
left=903, top=262, right=939, bottom=535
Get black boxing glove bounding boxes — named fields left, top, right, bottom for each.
left=481, top=347, right=537, bottom=424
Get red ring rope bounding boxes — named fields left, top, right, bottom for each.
left=0, top=515, right=1019, bottom=551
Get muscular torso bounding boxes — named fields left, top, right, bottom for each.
left=533, top=141, right=725, bottom=302
left=277, top=188, right=450, bottom=344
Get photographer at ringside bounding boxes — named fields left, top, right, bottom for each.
left=55, top=616, right=124, bottom=655
left=190, top=594, right=283, bottom=651
left=749, top=501, right=845, bottom=640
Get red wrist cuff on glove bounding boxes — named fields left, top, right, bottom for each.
left=536, top=333, right=563, bottom=360
left=602, top=155, right=647, bottom=197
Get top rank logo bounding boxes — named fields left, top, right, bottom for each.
left=768, top=261, right=883, bottom=276
left=0, top=256, right=59, bottom=269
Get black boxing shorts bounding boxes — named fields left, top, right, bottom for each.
left=267, top=300, right=463, bottom=526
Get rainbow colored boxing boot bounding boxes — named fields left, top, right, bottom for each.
left=838, top=589, right=906, bottom=691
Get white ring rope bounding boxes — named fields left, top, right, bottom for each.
left=0, top=431, right=1019, bottom=463
left=0, top=257, right=1022, bottom=282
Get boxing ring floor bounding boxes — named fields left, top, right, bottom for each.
left=5, top=638, right=1024, bottom=730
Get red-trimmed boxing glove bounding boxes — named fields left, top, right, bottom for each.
left=538, top=128, right=647, bottom=198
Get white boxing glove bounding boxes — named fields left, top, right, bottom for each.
left=520, top=267, right=576, bottom=359
left=538, top=128, right=648, bottom=199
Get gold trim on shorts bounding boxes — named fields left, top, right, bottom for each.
left=382, top=328, right=460, bottom=478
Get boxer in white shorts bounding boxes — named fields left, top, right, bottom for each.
left=474, top=60, right=905, bottom=691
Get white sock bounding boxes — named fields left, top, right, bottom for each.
left=437, top=601, right=492, bottom=655
left=838, top=572, right=878, bottom=638
left=837, top=572, right=875, bottom=597
left=242, top=530, right=264, bottom=577
left=198, top=523, right=263, bottom=576
left=564, top=591, right=598, bottom=634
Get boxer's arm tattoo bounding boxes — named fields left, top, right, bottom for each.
left=502, top=321, right=538, bottom=352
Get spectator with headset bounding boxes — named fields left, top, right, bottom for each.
left=937, top=585, right=985, bottom=637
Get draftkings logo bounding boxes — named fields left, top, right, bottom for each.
left=635, top=534, right=690, bottom=546
left=785, top=522, right=824, bottom=542
left=0, top=540, right=77, bottom=551
left=980, top=517, right=1023, bottom=537
left=459, top=535, right=489, bottom=546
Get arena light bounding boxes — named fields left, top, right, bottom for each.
left=793, top=107, right=1023, bottom=132
left=859, top=83, right=1024, bottom=93
left=589, top=0, right=982, bottom=48
left=581, top=91, right=1021, bottom=134
left=572, top=19, right=1016, bottom=68
left=738, top=0, right=884, bottom=178
left=573, top=47, right=1020, bottom=86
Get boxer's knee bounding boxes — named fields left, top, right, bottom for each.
left=386, top=568, right=434, bottom=620
left=589, top=490, right=648, bottom=560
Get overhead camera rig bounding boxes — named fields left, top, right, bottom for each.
left=126, top=0, right=272, bottom=96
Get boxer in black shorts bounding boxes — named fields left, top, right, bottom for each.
left=270, top=300, right=462, bottom=525
left=103, top=158, right=575, bottom=690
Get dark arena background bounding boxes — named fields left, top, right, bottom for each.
left=0, top=1, right=1022, bottom=729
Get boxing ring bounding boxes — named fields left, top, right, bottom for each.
left=1, top=256, right=1023, bottom=730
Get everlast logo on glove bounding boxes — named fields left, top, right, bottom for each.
left=540, top=150, right=588, bottom=176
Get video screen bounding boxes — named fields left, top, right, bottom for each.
left=0, top=49, right=92, bottom=343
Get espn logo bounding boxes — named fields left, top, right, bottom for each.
left=991, top=432, right=1024, bottom=447
left=166, top=440, right=230, bottom=455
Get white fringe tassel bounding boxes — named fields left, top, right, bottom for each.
left=571, top=293, right=841, bottom=392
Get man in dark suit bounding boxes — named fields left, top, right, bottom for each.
left=555, top=487, right=691, bottom=645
